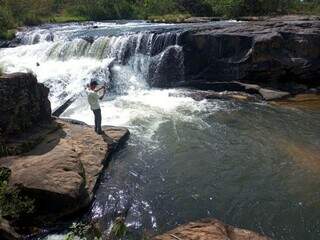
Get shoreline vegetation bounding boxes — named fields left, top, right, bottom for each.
left=1, top=0, right=320, bottom=40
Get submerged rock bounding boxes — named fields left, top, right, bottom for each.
left=169, top=89, right=259, bottom=102
left=153, top=218, right=271, bottom=240
left=0, top=218, right=21, bottom=240
left=171, top=81, right=291, bottom=101
left=271, top=93, right=320, bottom=110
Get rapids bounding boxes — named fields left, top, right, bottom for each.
left=0, top=21, right=319, bottom=240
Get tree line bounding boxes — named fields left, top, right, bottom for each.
left=0, top=0, right=319, bottom=39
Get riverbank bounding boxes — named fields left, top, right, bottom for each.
left=0, top=73, right=129, bottom=239
left=1, top=0, right=320, bottom=41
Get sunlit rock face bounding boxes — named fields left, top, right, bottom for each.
left=153, top=218, right=271, bottom=240
left=2, top=119, right=129, bottom=218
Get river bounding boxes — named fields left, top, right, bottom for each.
left=0, top=21, right=320, bottom=240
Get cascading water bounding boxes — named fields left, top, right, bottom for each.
left=0, top=21, right=320, bottom=240
left=0, top=24, right=184, bottom=107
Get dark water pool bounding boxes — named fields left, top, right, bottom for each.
left=85, top=98, right=320, bottom=240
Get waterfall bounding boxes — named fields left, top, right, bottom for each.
left=16, top=29, right=55, bottom=45
left=42, top=31, right=180, bottom=63
left=0, top=24, right=185, bottom=108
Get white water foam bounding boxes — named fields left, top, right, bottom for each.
left=63, top=88, right=216, bottom=144
left=0, top=22, right=233, bottom=240
left=0, top=46, right=114, bottom=108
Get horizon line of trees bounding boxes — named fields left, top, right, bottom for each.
left=1, top=0, right=320, bottom=39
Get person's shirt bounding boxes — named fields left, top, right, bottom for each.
left=86, top=89, right=100, bottom=110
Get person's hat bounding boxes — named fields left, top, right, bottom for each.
left=90, top=81, right=98, bottom=87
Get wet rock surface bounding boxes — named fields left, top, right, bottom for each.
left=0, top=40, right=11, bottom=48
left=154, top=17, right=320, bottom=92
left=153, top=218, right=271, bottom=240
left=271, top=93, right=320, bottom=110
left=172, top=81, right=292, bottom=101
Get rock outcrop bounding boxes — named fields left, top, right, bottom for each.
left=152, top=17, right=320, bottom=92
left=0, top=73, right=51, bottom=136
left=0, top=73, right=130, bottom=239
left=153, top=219, right=271, bottom=240
left=0, top=73, right=51, bottom=156
left=1, top=119, right=129, bottom=220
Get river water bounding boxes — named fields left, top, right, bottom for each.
left=0, top=21, right=320, bottom=240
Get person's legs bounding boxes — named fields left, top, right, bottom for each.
left=93, top=109, right=98, bottom=132
left=94, top=109, right=102, bottom=134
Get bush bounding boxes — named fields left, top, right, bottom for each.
left=138, top=0, right=179, bottom=18
left=178, top=0, right=213, bottom=16
left=296, top=1, right=320, bottom=15
left=110, top=217, right=127, bottom=239
left=148, top=14, right=192, bottom=23
left=0, top=5, right=15, bottom=40
left=0, top=167, right=35, bottom=220
left=0, top=30, right=16, bottom=41
left=0, top=0, right=319, bottom=35
left=22, top=13, right=43, bottom=26
left=65, top=222, right=102, bottom=240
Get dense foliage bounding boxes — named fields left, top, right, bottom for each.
left=0, top=167, right=34, bottom=220
left=65, top=222, right=102, bottom=240
left=0, top=0, right=319, bottom=39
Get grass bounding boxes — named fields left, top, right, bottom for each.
left=0, top=29, right=16, bottom=41
left=148, top=13, right=192, bottom=23
left=298, top=3, right=320, bottom=15
left=50, top=14, right=89, bottom=24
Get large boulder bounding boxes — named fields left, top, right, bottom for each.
left=0, top=119, right=129, bottom=219
left=153, top=218, right=271, bottom=240
left=0, top=73, right=51, bottom=137
left=0, top=73, right=52, bottom=157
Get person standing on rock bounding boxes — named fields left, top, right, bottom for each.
left=86, top=81, right=106, bottom=134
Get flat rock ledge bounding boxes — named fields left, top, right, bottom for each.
left=153, top=218, right=271, bottom=240
left=0, top=119, right=129, bottom=235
